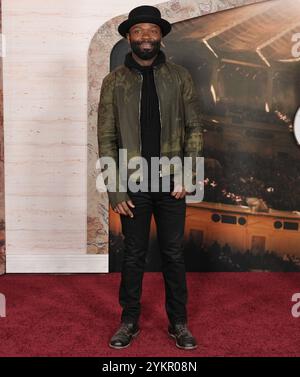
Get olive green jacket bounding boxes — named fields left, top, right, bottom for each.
left=97, top=58, right=203, bottom=208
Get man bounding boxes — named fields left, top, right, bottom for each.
left=97, top=5, right=203, bottom=350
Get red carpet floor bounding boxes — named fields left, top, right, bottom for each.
left=0, top=273, right=300, bottom=357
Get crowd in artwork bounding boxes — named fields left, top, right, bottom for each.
left=203, top=148, right=300, bottom=212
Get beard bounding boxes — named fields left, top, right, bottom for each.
left=130, top=40, right=161, bottom=60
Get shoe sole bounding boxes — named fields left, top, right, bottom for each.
left=168, top=331, right=198, bottom=350
left=108, top=329, right=140, bottom=350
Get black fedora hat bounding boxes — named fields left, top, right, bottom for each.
left=118, top=5, right=172, bottom=38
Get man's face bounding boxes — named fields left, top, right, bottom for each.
left=127, top=23, right=162, bottom=60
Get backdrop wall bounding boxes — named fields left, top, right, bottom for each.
left=3, top=0, right=297, bottom=274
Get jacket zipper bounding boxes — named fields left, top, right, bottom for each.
left=153, top=67, right=163, bottom=178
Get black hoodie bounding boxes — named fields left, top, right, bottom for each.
left=124, top=50, right=166, bottom=183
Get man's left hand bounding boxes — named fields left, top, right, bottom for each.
left=170, top=184, right=189, bottom=199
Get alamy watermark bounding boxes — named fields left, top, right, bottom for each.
left=291, top=33, right=300, bottom=58
left=294, top=107, right=300, bottom=145
left=0, top=293, right=6, bottom=318
left=291, top=293, right=300, bottom=318
left=96, top=150, right=204, bottom=204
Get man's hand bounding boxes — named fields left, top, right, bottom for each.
left=171, top=184, right=188, bottom=199
left=113, top=200, right=135, bottom=217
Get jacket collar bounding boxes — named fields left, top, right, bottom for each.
left=124, top=50, right=166, bottom=72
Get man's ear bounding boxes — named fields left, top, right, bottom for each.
left=126, top=33, right=130, bottom=43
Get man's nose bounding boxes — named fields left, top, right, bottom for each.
left=140, top=30, right=152, bottom=39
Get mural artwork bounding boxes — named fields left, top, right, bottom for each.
left=109, top=0, right=300, bottom=272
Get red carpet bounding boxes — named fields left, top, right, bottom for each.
left=0, top=273, right=300, bottom=357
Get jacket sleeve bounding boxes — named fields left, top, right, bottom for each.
left=97, top=72, right=131, bottom=209
left=180, top=67, right=204, bottom=193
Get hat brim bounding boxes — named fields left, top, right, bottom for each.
left=118, top=15, right=171, bottom=38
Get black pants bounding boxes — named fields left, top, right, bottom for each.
left=119, top=177, right=188, bottom=326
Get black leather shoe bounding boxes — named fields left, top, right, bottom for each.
left=109, top=322, right=140, bottom=349
left=168, top=323, right=198, bottom=350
